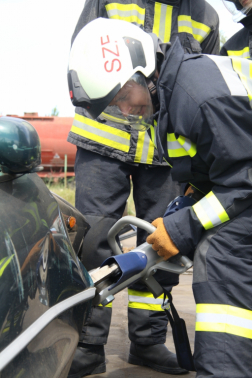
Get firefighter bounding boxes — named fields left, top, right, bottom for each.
left=67, top=2, right=219, bottom=377
left=68, top=18, right=252, bottom=377
left=220, top=0, right=252, bottom=58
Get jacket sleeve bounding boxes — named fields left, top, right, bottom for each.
left=71, top=0, right=107, bottom=45
left=198, top=1, right=220, bottom=55
left=164, top=96, right=252, bottom=255
left=219, top=44, right=228, bottom=56
left=201, top=25, right=220, bottom=55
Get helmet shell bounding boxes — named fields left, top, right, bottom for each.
left=0, top=117, right=41, bottom=174
left=68, top=18, right=157, bottom=119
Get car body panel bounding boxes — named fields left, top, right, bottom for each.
left=0, top=172, right=93, bottom=378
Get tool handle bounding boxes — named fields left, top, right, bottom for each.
left=107, top=216, right=192, bottom=271
left=107, top=216, right=155, bottom=255
left=107, top=216, right=192, bottom=269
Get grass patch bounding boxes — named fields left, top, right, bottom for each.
left=49, top=186, right=76, bottom=207
left=127, top=180, right=136, bottom=216
left=44, top=178, right=75, bottom=207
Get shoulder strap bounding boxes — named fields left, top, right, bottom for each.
left=163, top=289, right=196, bottom=371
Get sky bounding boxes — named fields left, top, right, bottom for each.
left=0, top=0, right=243, bottom=118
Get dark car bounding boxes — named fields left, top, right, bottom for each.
left=0, top=170, right=96, bottom=378
left=0, top=117, right=95, bottom=378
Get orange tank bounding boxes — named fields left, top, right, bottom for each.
left=7, top=113, right=76, bottom=178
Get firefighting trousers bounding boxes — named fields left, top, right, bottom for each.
left=74, top=148, right=182, bottom=345
left=193, top=204, right=252, bottom=378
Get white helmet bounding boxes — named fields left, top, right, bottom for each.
left=222, top=0, right=252, bottom=22
left=68, top=18, right=158, bottom=130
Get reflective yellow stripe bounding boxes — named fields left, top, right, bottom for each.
left=134, top=131, right=155, bottom=164
left=178, top=15, right=211, bottom=44
left=98, top=302, right=113, bottom=308
left=71, top=113, right=130, bottom=153
left=149, top=124, right=157, bottom=148
left=167, top=133, right=197, bottom=158
left=196, top=304, right=252, bottom=339
left=191, top=19, right=211, bottom=44
left=128, top=289, right=167, bottom=311
left=105, top=3, right=145, bottom=26
left=0, top=255, right=14, bottom=277
left=74, top=113, right=130, bottom=140
left=197, top=304, right=252, bottom=319
left=178, top=15, right=193, bottom=34
left=192, top=191, right=230, bottom=230
left=231, top=57, right=252, bottom=107
left=177, top=135, right=197, bottom=157
left=153, top=3, right=172, bottom=43
left=149, top=122, right=173, bottom=167
left=227, top=47, right=250, bottom=59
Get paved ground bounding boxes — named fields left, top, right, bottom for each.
left=90, top=235, right=196, bottom=378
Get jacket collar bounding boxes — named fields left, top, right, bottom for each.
left=240, top=15, right=252, bottom=31
left=156, top=37, right=185, bottom=163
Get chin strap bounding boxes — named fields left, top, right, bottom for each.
left=146, top=78, right=160, bottom=111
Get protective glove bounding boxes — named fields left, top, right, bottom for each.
left=146, top=217, right=179, bottom=260
left=184, top=184, right=204, bottom=201
left=184, top=185, right=194, bottom=196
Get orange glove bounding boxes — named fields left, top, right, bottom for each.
left=146, top=218, right=179, bottom=260
left=185, top=185, right=194, bottom=196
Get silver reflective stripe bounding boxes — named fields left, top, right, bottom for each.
left=196, top=313, right=252, bottom=330
left=193, top=191, right=230, bottom=230
left=207, top=55, right=248, bottom=97
left=178, top=20, right=208, bottom=40
left=192, top=25, right=209, bottom=40
left=167, top=134, right=197, bottom=158
left=73, top=118, right=129, bottom=147
left=107, top=8, right=145, bottom=22
left=128, top=295, right=164, bottom=305
left=240, top=51, right=250, bottom=58
left=0, top=287, right=96, bottom=372
left=181, top=137, right=193, bottom=152
left=231, top=57, right=252, bottom=108
left=141, top=131, right=152, bottom=163
left=199, top=196, right=222, bottom=227
left=159, top=4, right=171, bottom=42
left=167, top=140, right=181, bottom=150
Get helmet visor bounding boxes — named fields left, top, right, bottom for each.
left=102, top=73, right=154, bottom=131
left=223, top=0, right=252, bottom=22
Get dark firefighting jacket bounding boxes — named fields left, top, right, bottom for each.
left=220, top=15, right=252, bottom=59
left=154, top=38, right=252, bottom=254
left=67, top=0, right=219, bottom=165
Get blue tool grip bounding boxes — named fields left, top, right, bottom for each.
left=101, top=252, right=147, bottom=291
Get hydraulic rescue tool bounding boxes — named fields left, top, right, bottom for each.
left=88, top=211, right=195, bottom=372
left=89, top=215, right=193, bottom=306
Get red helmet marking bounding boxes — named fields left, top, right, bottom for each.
left=100, top=35, right=121, bottom=73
